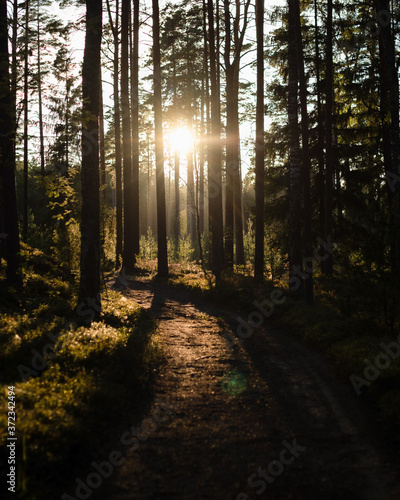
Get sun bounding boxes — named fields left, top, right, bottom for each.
left=167, top=127, right=194, bottom=156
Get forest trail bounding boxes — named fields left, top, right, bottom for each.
left=97, top=275, right=400, bottom=500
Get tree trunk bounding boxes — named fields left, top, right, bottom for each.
left=23, top=0, right=30, bottom=242
left=224, top=67, right=235, bottom=268
left=314, top=0, right=324, bottom=273
left=121, top=0, right=135, bottom=273
left=153, top=0, right=168, bottom=277
left=294, top=0, right=313, bottom=304
left=79, top=0, right=102, bottom=319
left=223, top=0, right=249, bottom=269
left=187, top=151, right=195, bottom=239
left=99, top=67, right=106, bottom=203
left=131, top=0, right=140, bottom=256
left=172, top=49, right=180, bottom=241
left=207, top=0, right=224, bottom=280
left=202, top=0, right=210, bottom=235
left=288, top=0, right=302, bottom=294
left=106, top=0, right=123, bottom=268
left=0, top=0, right=22, bottom=287
left=254, top=0, right=264, bottom=279
left=37, top=0, right=45, bottom=175
left=374, top=0, right=400, bottom=291
left=199, top=75, right=205, bottom=234
left=323, top=0, right=334, bottom=275
left=174, top=149, right=180, bottom=240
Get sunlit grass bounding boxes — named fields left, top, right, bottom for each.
left=0, top=247, right=163, bottom=498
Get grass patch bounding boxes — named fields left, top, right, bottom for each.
left=0, top=246, right=163, bottom=499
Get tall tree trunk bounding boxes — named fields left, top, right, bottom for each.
left=374, top=0, right=400, bottom=283
left=153, top=0, right=168, bottom=277
left=11, top=0, right=17, bottom=126
left=131, top=0, right=140, bottom=256
left=288, top=0, right=302, bottom=294
left=224, top=67, right=235, bottom=268
left=23, top=0, right=30, bottom=242
left=294, top=0, right=313, bottom=304
left=254, top=0, right=264, bottom=279
left=223, top=0, right=249, bottom=269
left=37, top=0, right=45, bottom=175
left=121, top=0, right=135, bottom=273
left=314, top=0, right=324, bottom=272
left=0, top=0, right=21, bottom=287
left=199, top=75, right=205, bottom=234
left=79, top=0, right=102, bottom=319
left=185, top=49, right=196, bottom=241
left=99, top=67, right=106, bottom=203
left=207, top=0, right=224, bottom=280
left=172, top=49, right=180, bottom=241
left=187, top=151, right=195, bottom=238
left=174, top=150, right=180, bottom=240
left=106, top=0, right=123, bottom=267
left=323, top=0, right=334, bottom=275
left=202, top=0, right=210, bottom=235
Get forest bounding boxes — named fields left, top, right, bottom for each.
left=1, top=0, right=400, bottom=498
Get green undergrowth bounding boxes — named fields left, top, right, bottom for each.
left=270, top=272, right=400, bottom=443
left=0, top=246, right=163, bottom=499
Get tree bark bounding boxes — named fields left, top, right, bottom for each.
left=79, top=0, right=102, bottom=319
left=37, top=0, right=45, bottom=175
left=99, top=67, right=106, bottom=203
left=131, top=0, right=140, bottom=256
left=0, top=0, right=21, bottom=287
left=374, top=0, right=400, bottom=281
left=323, top=0, right=334, bottom=275
left=153, top=0, right=169, bottom=277
left=314, top=0, right=324, bottom=273
left=294, top=0, right=313, bottom=304
left=23, top=0, right=30, bottom=242
left=288, top=0, right=302, bottom=294
left=207, top=0, right=224, bottom=280
left=254, top=0, right=264, bottom=279
left=106, top=0, right=123, bottom=268
left=121, top=0, right=135, bottom=273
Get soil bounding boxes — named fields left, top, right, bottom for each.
left=94, top=275, right=400, bottom=500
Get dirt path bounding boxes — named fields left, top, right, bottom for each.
left=96, top=277, right=400, bottom=500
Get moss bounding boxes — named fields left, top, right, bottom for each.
left=0, top=247, right=163, bottom=499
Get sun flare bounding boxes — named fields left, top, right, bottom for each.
left=167, top=127, right=194, bottom=156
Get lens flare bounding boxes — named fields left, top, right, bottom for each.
left=221, top=371, right=247, bottom=396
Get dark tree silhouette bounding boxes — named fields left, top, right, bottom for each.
left=78, top=0, right=102, bottom=319
left=0, top=0, right=21, bottom=288
left=254, top=0, right=264, bottom=280
left=153, top=0, right=169, bottom=277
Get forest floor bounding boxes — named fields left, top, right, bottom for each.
left=90, top=272, right=400, bottom=500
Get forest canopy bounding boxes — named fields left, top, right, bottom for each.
left=0, top=0, right=399, bottom=325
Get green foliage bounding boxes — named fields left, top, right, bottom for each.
left=177, top=234, right=195, bottom=263
left=243, top=219, right=255, bottom=265
left=139, top=228, right=158, bottom=261
left=0, top=247, right=162, bottom=498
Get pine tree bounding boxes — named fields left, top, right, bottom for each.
left=79, top=0, right=102, bottom=320
left=0, top=0, right=22, bottom=287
